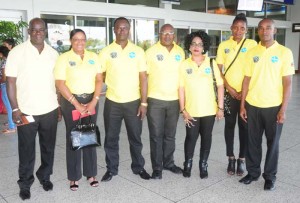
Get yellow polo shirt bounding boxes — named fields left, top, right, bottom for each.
left=244, top=41, right=295, bottom=108
left=146, top=41, right=185, bottom=100
left=54, top=49, right=101, bottom=94
left=216, top=37, right=257, bottom=92
left=99, top=41, right=147, bottom=103
left=179, top=57, right=223, bottom=117
left=5, top=39, right=59, bottom=115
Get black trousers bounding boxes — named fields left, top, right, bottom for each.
left=17, top=108, right=58, bottom=190
left=60, top=94, right=98, bottom=181
left=246, top=103, right=282, bottom=181
left=224, top=95, right=247, bottom=158
left=103, top=98, right=145, bottom=175
left=147, top=98, right=179, bottom=171
left=184, top=115, right=215, bottom=160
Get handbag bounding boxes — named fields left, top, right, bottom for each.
left=70, top=115, right=101, bottom=151
left=223, top=38, right=247, bottom=116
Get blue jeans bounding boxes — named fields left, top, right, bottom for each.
left=1, top=83, right=16, bottom=129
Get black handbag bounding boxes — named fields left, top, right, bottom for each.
left=223, top=38, right=247, bottom=116
left=70, top=116, right=101, bottom=151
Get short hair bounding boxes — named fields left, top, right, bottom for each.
left=3, top=38, right=15, bottom=48
left=69, top=29, right=86, bottom=40
left=114, top=17, right=130, bottom=27
left=29, top=17, right=46, bottom=30
left=258, top=18, right=275, bottom=27
left=184, top=30, right=210, bottom=54
left=232, top=13, right=247, bottom=26
left=0, top=46, right=10, bottom=58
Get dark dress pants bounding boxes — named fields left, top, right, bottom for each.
left=184, top=115, right=215, bottom=160
left=224, top=95, right=247, bottom=158
left=17, top=108, right=58, bottom=190
left=60, top=95, right=98, bottom=181
left=147, top=98, right=179, bottom=171
left=246, top=103, right=282, bottom=181
left=103, top=98, right=145, bottom=175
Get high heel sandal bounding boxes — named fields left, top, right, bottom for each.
left=87, top=177, right=99, bottom=187
left=227, top=158, right=236, bottom=175
left=70, top=181, right=79, bottom=191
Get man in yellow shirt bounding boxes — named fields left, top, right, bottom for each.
left=6, top=18, right=59, bottom=200
left=239, top=18, right=294, bottom=191
left=146, top=24, right=185, bottom=179
left=99, top=17, right=150, bottom=182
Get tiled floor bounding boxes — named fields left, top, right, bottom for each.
left=0, top=75, right=299, bottom=203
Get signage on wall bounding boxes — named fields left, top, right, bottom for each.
left=292, top=23, right=300, bottom=32
left=161, top=0, right=180, bottom=5
left=268, top=0, right=294, bottom=4
left=237, top=0, right=264, bottom=11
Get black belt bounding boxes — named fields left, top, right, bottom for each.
left=73, top=93, right=93, bottom=98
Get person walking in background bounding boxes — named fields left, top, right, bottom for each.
left=0, top=46, right=16, bottom=134
left=179, top=30, right=224, bottom=179
left=239, top=18, right=294, bottom=191
left=216, top=13, right=257, bottom=176
left=145, top=24, right=185, bottom=179
left=5, top=18, right=59, bottom=200
left=99, top=17, right=151, bottom=182
left=55, top=29, right=103, bottom=191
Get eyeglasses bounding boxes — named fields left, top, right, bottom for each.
left=160, top=32, right=175, bottom=36
left=30, top=29, right=46, bottom=34
left=72, top=38, right=86, bottom=42
left=190, top=42, right=203, bottom=47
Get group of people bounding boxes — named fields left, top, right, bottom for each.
left=3, top=12, right=294, bottom=201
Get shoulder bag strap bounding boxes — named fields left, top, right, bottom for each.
left=210, top=58, right=218, bottom=103
left=224, top=38, right=246, bottom=76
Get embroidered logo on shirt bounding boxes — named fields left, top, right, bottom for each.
left=186, top=68, right=193, bottom=74
left=224, top=48, right=230, bottom=54
left=129, top=52, right=136, bottom=58
left=156, top=54, right=164, bottom=61
left=110, top=52, right=117, bottom=58
left=88, top=60, right=95, bottom=65
left=69, top=61, right=76, bottom=66
left=271, top=56, right=279, bottom=63
left=253, top=56, right=259, bottom=63
left=241, top=47, right=247, bottom=53
left=205, top=67, right=211, bottom=74
left=175, top=54, right=181, bottom=61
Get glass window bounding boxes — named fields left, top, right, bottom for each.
left=76, top=16, right=107, bottom=53
left=208, top=30, right=221, bottom=58
left=174, top=28, right=189, bottom=56
left=136, top=19, right=159, bottom=50
left=266, top=3, right=286, bottom=20
left=221, top=30, right=231, bottom=41
left=80, top=0, right=106, bottom=2
left=275, top=28, right=285, bottom=45
left=173, top=0, right=205, bottom=12
left=108, top=0, right=159, bottom=7
left=41, top=14, right=75, bottom=54
left=207, top=0, right=237, bottom=16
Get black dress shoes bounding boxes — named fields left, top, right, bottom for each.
left=101, top=171, right=113, bottom=182
left=151, top=170, right=162, bottom=179
left=164, top=165, right=182, bottom=174
left=40, top=180, right=53, bottom=191
left=137, top=169, right=151, bottom=180
left=239, top=174, right=259, bottom=184
left=19, top=189, right=31, bottom=200
left=264, top=180, right=275, bottom=191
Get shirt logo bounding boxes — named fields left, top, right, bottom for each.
left=129, top=52, right=136, bottom=58
left=110, top=52, right=117, bottom=58
left=271, top=56, right=279, bottom=63
left=241, top=47, right=247, bottom=53
left=205, top=67, right=211, bottom=74
left=88, top=60, right=95, bottom=65
left=175, top=54, right=181, bottom=61
left=224, top=48, right=230, bottom=54
left=156, top=54, right=164, bottom=61
left=186, top=68, right=193, bottom=74
left=69, top=61, right=76, bottom=66
left=253, top=56, right=259, bottom=63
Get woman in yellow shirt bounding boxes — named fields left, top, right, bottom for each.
left=179, top=30, right=224, bottom=179
left=54, top=29, right=103, bottom=191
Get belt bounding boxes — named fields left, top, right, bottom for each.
left=73, top=93, right=93, bottom=98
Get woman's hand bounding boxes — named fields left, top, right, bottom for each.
left=182, top=111, right=196, bottom=128
left=216, top=109, right=224, bottom=120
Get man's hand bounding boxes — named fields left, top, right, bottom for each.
left=137, top=105, right=147, bottom=120
left=240, top=107, right=247, bottom=123
left=277, top=111, right=286, bottom=124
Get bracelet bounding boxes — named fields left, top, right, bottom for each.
left=141, top=102, right=148, bottom=107
left=180, top=108, right=186, bottom=114
left=70, top=97, right=75, bottom=104
left=68, top=95, right=74, bottom=102
left=94, top=96, right=100, bottom=100
left=218, top=107, right=224, bottom=111
left=12, top=108, right=19, bottom=112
